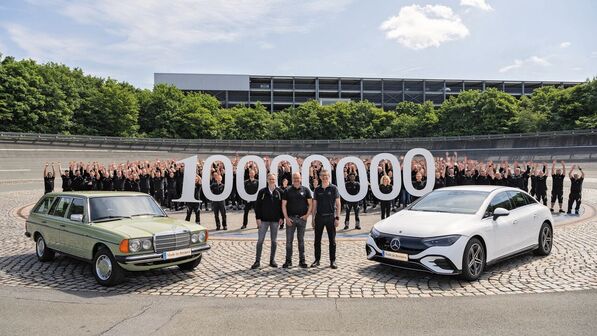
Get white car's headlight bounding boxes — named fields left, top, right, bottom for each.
left=129, top=239, right=141, bottom=252
left=370, top=227, right=381, bottom=238
left=422, top=235, right=462, bottom=247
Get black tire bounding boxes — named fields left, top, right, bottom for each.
left=35, top=234, right=55, bottom=262
left=534, top=222, right=553, bottom=256
left=92, top=247, right=126, bottom=287
left=460, top=237, right=486, bottom=281
left=177, top=254, right=202, bottom=271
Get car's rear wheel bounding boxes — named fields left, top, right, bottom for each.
left=35, top=234, right=55, bottom=262
left=92, top=247, right=125, bottom=286
left=177, top=254, right=202, bottom=271
left=534, top=222, right=553, bottom=256
left=461, top=238, right=485, bottom=281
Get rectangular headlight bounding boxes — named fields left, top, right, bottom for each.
left=422, top=235, right=462, bottom=247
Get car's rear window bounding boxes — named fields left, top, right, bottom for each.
left=409, top=190, right=489, bottom=214
left=33, top=196, right=56, bottom=215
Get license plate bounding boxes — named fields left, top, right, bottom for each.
left=384, top=251, right=409, bottom=262
left=162, top=248, right=192, bottom=260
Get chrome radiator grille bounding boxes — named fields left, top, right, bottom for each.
left=154, top=231, right=191, bottom=253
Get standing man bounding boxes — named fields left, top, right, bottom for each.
left=343, top=173, right=361, bottom=230
left=311, top=170, right=341, bottom=269
left=185, top=176, right=202, bottom=224
left=282, top=172, right=312, bottom=269
left=241, top=169, right=259, bottom=229
left=58, top=162, right=72, bottom=192
left=43, top=162, right=56, bottom=194
left=567, top=165, right=584, bottom=215
left=211, top=173, right=227, bottom=230
left=550, top=161, right=566, bottom=213
left=251, top=173, right=284, bottom=269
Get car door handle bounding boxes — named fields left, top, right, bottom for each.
left=60, top=224, right=66, bottom=228
left=41, top=220, right=47, bottom=224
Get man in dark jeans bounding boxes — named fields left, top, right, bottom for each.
left=282, top=172, right=312, bottom=269
left=311, top=170, right=341, bottom=269
left=567, top=165, right=584, bottom=215
left=241, top=169, right=259, bottom=229
left=185, top=176, right=202, bottom=224
left=344, top=173, right=361, bottom=230
left=251, top=173, right=284, bottom=269
left=43, top=162, right=56, bottom=194
left=211, top=173, right=227, bottom=230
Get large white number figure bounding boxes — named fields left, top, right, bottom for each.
left=403, top=148, right=435, bottom=197
left=174, top=155, right=199, bottom=203
left=335, top=156, right=368, bottom=202
left=201, top=155, right=233, bottom=201
left=370, top=153, right=401, bottom=201
left=301, top=154, right=332, bottom=193
left=235, top=155, right=267, bottom=202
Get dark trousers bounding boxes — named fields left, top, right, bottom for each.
left=568, top=193, right=581, bottom=213
left=380, top=201, right=392, bottom=219
left=535, top=192, right=547, bottom=205
left=344, top=202, right=360, bottom=225
left=286, top=216, right=306, bottom=263
left=551, top=190, right=563, bottom=204
left=166, top=189, right=178, bottom=209
left=314, top=214, right=336, bottom=263
left=212, top=201, right=227, bottom=228
left=154, top=189, right=164, bottom=206
left=185, top=203, right=201, bottom=223
left=243, top=201, right=255, bottom=227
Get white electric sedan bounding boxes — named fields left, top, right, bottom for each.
left=367, top=186, right=554, bottom=281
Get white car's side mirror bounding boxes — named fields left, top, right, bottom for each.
left=70, top=214, right=84, bottom=222
left=492, top=208, right=510, bottom=220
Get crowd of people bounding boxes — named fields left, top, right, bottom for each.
left=41, top=153, right=586, bottom=270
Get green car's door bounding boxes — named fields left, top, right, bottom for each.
left=29, top=196, right=59, bottom=248
left=61, top=197, right=95, bottom=258
left=46, top=196, right=74, bottom=250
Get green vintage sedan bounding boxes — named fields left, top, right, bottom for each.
left=25, top=191, right=210, bottom=286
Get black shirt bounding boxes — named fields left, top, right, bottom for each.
left=210, top=182, right=225, bottom=202
left=379, top=184, right=393, bottom=200
left=434, top=177, right=445, bottom=190
left=61, top=174, right=71, bottom=191
left=345, top=181, right=360, bottom=201
left=552, top=174, right=564, bottom=191
left=43, top=176, right=55, bottom=193
left=314, top=184, right=339, bottom=215
left=283, top=185, right=312, bottom=217
left=535, top=175, right=547, bottom=194
left=570, top=177, right=583, bottom=195
left=244, top=179, right=259, bottom=196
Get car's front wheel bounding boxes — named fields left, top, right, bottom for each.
left=461, top=238, right=485, bottom=281
left=534, top=222, right=553, bottom=256
left=177, top=254, right=202, bottom=271
left=92, top=247, right=125, bottom=286
left=35, top=234, right=55, bottom=262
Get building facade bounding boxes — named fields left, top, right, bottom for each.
left=155, top=73, right=580, bottom=112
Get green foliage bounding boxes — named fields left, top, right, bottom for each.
left=0, top=53, right=595, bottom=139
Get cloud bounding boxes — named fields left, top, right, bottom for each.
left=380, top=4, right=469, bottom=50
left=560, top=41, right=571, bottom=48
left=460, top=0, right=493, bottom=11
left=499, top=56, right=551, bottom=73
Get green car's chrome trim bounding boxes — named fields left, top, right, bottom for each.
left=115, top=244, right=210, bottom=264
left=26, top=218, right=120, bottom=246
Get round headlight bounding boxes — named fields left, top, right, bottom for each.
left=198, top=231, right=206, bottom=243
left=142, top=239, right=152, bottom=250
left=191, top=233, right=200, bottom=244
left=129, top=239, right=141, bottom=252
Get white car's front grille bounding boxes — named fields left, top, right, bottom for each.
left=154, top=231, right=191, bottom=253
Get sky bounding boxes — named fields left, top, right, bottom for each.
left=1, top=0, right=596, bottom=88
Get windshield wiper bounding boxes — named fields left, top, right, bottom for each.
left=131, top=213, right=165, bottom=217
left=93, top=215, right=131, bottom=223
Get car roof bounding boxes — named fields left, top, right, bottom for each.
left=436, top=185, right=514, bottom=193
left=43, top=191, right=149, bottom=198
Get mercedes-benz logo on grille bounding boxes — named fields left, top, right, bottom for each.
left=390, top=238, right=401, bottom=251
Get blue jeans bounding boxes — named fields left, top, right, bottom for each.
left=256, top=221, right=279, bottom=263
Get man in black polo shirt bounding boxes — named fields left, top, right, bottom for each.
left=312, top=170, right=341, bottom=269
left=567, top=165, right=584, bottom=215
left=241, top=169, right=259, bottom=229
left=344, top=173, right=361, bottom=230
left=185, top=176, right=202, bottom=224
left=550, top=160, right=565, bottom=213
left=43, top=162, right=56, bottom=194
left=282, top=172, right=312, bottom=269
left=58, top=162, right=72, bottom=192
left=211, top=173, right=227, bottom=230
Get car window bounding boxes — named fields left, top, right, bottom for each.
left=508, top=191, right=528, bottom=209
left=49, top=197, right=73, bottom=218
left=523, top=193, right=537, bottom=205
left=66, top=198, right=85, bottom=220
left=485, top=192, right=512, bottom=217
left=408, top=190, right=489, bottom=215
left=33, top=196, right=56, bottom=215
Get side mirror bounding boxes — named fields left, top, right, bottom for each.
left=70, top=214, right=84, bottom=222
left=492, top=208, right=510, bottom=220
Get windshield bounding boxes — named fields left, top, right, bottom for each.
left=89, top=196, right=165, bottom=222
left=409, top=190, right=489, bottom=215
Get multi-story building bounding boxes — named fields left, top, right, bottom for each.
left=154, top=73, right=580, bottom=112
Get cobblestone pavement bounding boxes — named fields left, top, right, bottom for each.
left=1, top=189, right=596, bottom=298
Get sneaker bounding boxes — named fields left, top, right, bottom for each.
left=310, top=260, right=320, bottom=268
left=251, top=262, right=260, bottom=269
left=216, top=226, right=221, bottom=231
left=240, top=225, right=247, bottom=229
left=269, top=261, right=278, bottom=268
left=559, top=209, right=565, bottom=213
left=575, top=210, right=579, bottom=215
left=330, top=261, right=338, bottom=269
left=223, top=226, right=228, bottom=230
left=299, top=262, right=308, bottom=268
left=282, top=262, right=292, bottom=268
left=355, top=225, right=361, bottom=230
left=343, top=225, right=349, bottom=230
left=566, top=211, right=571, bottom=215
left=550, top=208, right=554, bottom=212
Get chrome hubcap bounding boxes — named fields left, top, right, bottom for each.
left=36, top=237, right=45, bottom=257
left=95, top=255, right=112, bottom=281
left=467, top=243, right=484, bottom=277
left=542, top=227, right=552, bottom=252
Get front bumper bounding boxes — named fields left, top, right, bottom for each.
left=115, top=244, right=210, bottom=267
left=366, top=235, right=466, bottom=275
